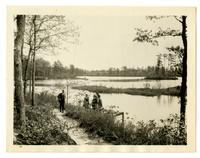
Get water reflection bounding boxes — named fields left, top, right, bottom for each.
left=35, top=86, right=179, bottom=122
left=34, top=76, right=180, bottom=122
left=101, top=94, right=180, bottom=122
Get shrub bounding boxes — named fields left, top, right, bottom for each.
left=65, top=105, right=119, bottom=142
left=14, top=92, right=76, bottom=145
left=25, top=91, right=58, bottom=107
left=15, top=92, right=186, bottom=145
left=65, top=105, right=187, bottom=145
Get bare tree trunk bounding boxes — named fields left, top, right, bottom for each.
left=21, top=38, right=24, bottom=65
left=29, top=74, right=32, bottom=99
left=23, top=45, right=32, bottom=97
left=29, top=55, right=32, bottom=100
left=31, top=15, right=37, bottom=106
left=32, top=52, right=36, bottom=106
left=14, top=15, right=26, bottom=129
left=180, top=16, right=187, bottom=126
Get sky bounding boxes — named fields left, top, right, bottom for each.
left=40, top=15, right=182, bottom=70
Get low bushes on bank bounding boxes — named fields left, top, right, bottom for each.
left=14, top=92, right=76, bottom=145
left=65, top=104, right=186, bottom=145
left=14, top=92, right=186, bottom=145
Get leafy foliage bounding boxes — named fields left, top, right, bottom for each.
left=133, top=16, right=183, bottom=76
left=133, top=28, right=181, bottom=46
left=14, top=92, right=76, bottom=145
left=133, top=29, right=159, bottom=46
left=65, top=104, right=187, bottom=145
left=146, top=16, right=183, bottom=24
left=14, top=92, right=186, bottom=145
left=166, top=46, right=184, bottom=74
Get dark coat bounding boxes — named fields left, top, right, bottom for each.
left=58, top=93, right=65, bottom=104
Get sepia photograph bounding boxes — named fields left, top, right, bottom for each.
left=7, top=6, right=196, bottom=152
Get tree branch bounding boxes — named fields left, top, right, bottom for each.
left=174, top=16, right=183, bottom=23
left=133, top=28, right=181, bottom=46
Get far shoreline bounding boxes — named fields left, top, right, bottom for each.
left=33, top=75, right=179, bottom=82
left=72, top=85, right=180, bottom=97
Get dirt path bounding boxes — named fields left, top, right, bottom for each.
left=53, top=109, right=111, bottom=145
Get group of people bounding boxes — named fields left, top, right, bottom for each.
left=83, top=92, right=103, bottom=110
left=57, top=90, right=103, bottom=113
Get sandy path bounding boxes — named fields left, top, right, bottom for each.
left=53, top=109, right=110, bottom=145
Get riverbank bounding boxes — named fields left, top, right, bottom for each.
left=72, top=85, right=180, bottom=96
left=14, top=92, right=186, bottom=145
left=145, top=76, right=178, bottom=80
left=93, top=78, right=144, bottom=82
left=65, top=104, right=186, bottom=145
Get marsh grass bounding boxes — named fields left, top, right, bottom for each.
left=72, top=85, right=180, bottom=96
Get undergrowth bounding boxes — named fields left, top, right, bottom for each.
left=14, top=91, right=186, bottom=145
left=65, top=104, right=187, bottom=145
left=14, top=92, right=76, bottom=145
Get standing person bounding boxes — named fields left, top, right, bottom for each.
left=98, top=94, right=103, bottom=109
left=83, top=94, right=90, bottom=109
left=57, top=90, right=65, bottom=113
left=96, top=92, right=103, bottom=109
left=91, top=94, right=98, bottom=110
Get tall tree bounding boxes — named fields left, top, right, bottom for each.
left=180, top=16, right=187, bottom=125
left=35, top=58, right=51, bottom=78
left=23, top=16, right=34, bottom=96
left=14, top=15, right=26, bottom=128
left=156, top=54, right=163, bottom=74
left=133, top=16, right=187, bottom=126
left=32, top=15, right=37, bottom=106
left=23, top=15, right=79, bottom=106
left=53, top=60, right=64, bottom=78
left=69, top=64, right=75, bottom=77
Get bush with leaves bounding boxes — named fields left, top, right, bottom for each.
left=65, top=105, right=187, bottom=145
left=14, top=91, right=186, bottom=145
left=14, top=92, right=76, bottom=145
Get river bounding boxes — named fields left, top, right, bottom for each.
left=35, top=76, right=181, bottom=122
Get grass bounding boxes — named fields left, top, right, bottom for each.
left=14, top=92, right=186, bottom=145
left=65, top=104, right=187, bottom=145
left=14, top=92, right=76, bottom=145
left=72, top=85, right=181, bottom=96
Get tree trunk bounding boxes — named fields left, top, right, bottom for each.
left=23, top=45, right=32, bottom=97
left=31, top=15, right=37, bottom=106
left=21, top=38, right=24, bottom=66
left=29, top=55, right=32, bottom=100
left=32, top=52, right=36, bottom=106
left=14, top=15, right=26, bottom=129
left=180, top=16, right=187, bottom=126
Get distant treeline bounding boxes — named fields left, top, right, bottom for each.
left=23, top=57, right=180, bottom=80
left=84, top=66, right=180, bottom=78
left=23, top=57, right=84, bottom=80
